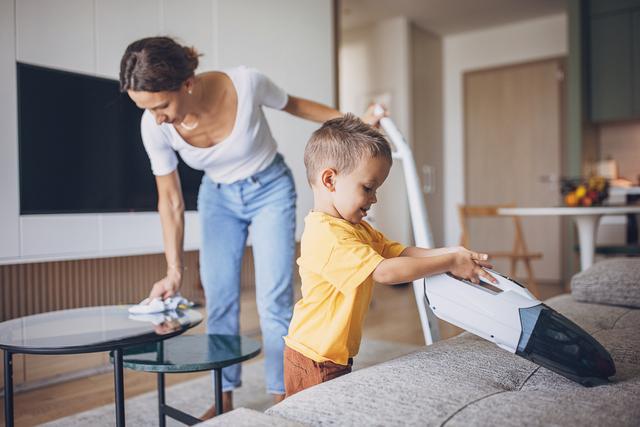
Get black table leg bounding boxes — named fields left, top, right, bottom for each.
left=4, top=351, right=14, bottom=427
left=214, top=368, right=223, bottom=415
left=158, top=372, right=166, bottom=427
left=627, top=213, right=638, bottom=244
left=113, top=348, right=125, bottom=426
left=157, top=341, right=166, bottom=427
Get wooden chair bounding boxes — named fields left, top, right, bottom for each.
left=458, top=204, right=542, bottom=297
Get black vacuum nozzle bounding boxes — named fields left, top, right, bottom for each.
left=516, top=304, right=616, bottom=387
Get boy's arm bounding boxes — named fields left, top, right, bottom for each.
left=400, top=246, right=492, bottom=261
left=373, top=251, right=496, bottom=286
left=372, top=254, right=453, bottom=285
left=400, top=246, right=461, bottom=258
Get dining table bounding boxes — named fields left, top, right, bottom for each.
left=497, top=205, right=640, bottom=271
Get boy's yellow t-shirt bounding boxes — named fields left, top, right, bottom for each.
left=284, top=211, right=405, bottom=365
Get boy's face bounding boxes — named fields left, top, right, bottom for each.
left=323, top=155, right=391, bottom=224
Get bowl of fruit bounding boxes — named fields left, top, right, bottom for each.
left=561, top=176, right=609, bottom=207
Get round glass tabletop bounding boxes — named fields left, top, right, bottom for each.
left=0, top=306, right=203, bottom=354
left=119, top=334, right=261, bottom=372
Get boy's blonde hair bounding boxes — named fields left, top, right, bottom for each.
left=304, top=113, right=392, bottom=184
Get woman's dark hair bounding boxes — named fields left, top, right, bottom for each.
left=119, top=36, right=200, bottom=92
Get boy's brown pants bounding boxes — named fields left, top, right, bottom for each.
left=283, top=345, right=353, bottom=398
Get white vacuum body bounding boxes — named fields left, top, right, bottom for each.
left=424, top=270, right=616, bottom=387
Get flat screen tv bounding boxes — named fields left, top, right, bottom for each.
left=17, top=62, right=203, bottom=214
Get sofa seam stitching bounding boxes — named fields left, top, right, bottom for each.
left=440, top=364, right=541, bottom=426
left=572, top=308, right=631, bottom=338
left=518, top=366, right=541, bottom=390
left=610, top=309, right=632, bottom=329
left=439, top=390, right=508, bottom=427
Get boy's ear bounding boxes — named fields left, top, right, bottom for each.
left=320, top=168, right=337, bottom=192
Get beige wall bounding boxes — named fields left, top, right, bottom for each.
left=340, top=18, right=445, bottom=247
left=340, top=17, right=412, bottom=244
left=599, top=122, right=640, bottom=183
left=411, top=25, right=444, bottom=246
left=340, top=13, right=568, bottom=267
left=443, top=14, right=568, bottom=250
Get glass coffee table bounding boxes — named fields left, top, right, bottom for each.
left=118, top=334, right=261, bottom=425
left=0, top=306, right=202, bottom=427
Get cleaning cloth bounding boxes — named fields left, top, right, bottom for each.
left=128, top=294, right=194, bottom=314
left=128, top=310, right=186, bottom=325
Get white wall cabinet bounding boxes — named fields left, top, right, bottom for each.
left=218, top=0, right=335, bottom=240
left=1, top=0, right=334, bottom=264
left=162, top=0, right=216, bottom=72
left=95, top=0, right=162, bottom=78
left=16, top=0, right=95, bottom=73
left=20, top=215, right=101, bottom=257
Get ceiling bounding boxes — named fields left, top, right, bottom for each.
left=340, top=0, right=567, bottom=35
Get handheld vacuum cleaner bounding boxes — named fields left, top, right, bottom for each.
left=375, top=105, right=616, bottom=387
left=424, top=270, right=615, bottom=386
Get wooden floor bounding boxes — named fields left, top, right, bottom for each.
left=0, top=280, right=565, bottom=426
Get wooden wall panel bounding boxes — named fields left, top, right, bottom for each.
left=0, top=249, right=261, bottom=322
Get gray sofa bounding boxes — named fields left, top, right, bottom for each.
left=202, top=259, right=640, bottom=426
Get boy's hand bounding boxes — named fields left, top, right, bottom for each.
left=449, top=249, right=497, bottom=285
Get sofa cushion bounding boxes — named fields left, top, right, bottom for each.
left=267, top=333, right=539, bottom=426
left=544, top=293, right=629, bottom=334
left=446, top=369, right=640, bottom=426
left=268, top=295, right=640, bottom=426
left=571, top=259, right=640, bottom=308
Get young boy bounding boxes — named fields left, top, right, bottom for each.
left=283, top=114, right=496, bottom=397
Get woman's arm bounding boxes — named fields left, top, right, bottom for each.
left=282, top=96, right=385, bottom=126
left=148, top=170, right=185, bottom=299
left=282, top=96, right=342, bottom=123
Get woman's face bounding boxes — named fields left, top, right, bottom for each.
left=128, top=85, right=189, bottom=125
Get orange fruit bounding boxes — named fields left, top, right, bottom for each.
left=565, top=193, right=578, bottom=206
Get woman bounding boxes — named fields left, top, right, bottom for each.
left=119, top=36, right=382, bottom=417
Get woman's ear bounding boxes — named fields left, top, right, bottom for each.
left=184, top=77, right=195, bottom=95
left=320, top=168, right=337, bottom=192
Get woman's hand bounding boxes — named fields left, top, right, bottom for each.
left=361, top=104, right=387, bottom=127
left=148, top=268, right=182, bottom=300
left=449, top=247, right=496, bottom=285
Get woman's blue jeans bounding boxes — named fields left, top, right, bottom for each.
left=197, top=153, right=296, bottom=395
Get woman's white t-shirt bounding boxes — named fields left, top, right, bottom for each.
left=140, top=66, right=288, bottom=184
